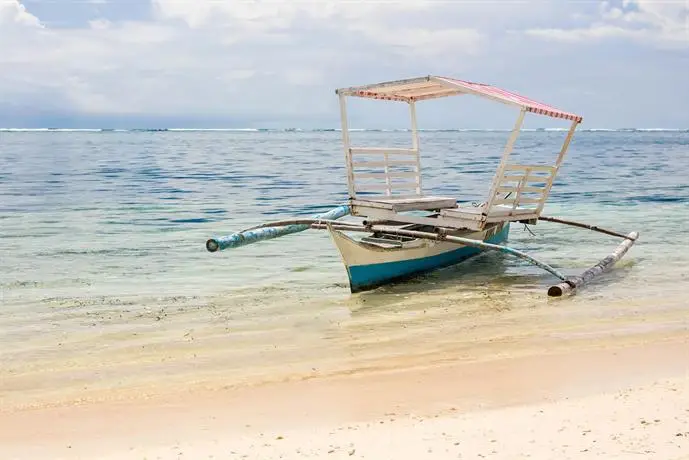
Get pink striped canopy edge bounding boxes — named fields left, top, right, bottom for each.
left=339, top=75, right=583, bottom=123
left=435, top=76, right=583, bottom=123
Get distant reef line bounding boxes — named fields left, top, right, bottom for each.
left=1, top=128, right=687, bottom=133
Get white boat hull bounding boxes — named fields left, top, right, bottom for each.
left=329, top=222, right=510, bottom=292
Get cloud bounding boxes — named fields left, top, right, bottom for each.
left=351, top=27, right=483, bottom=57
left=149, top=0, right=483, bottom=56
left=1, top=0, right=688, bottom=128
left=0, top=0, right=42, bottom=27
left=1, top=0, right=487, bottom=120
left=150, top=0, right=430, bottom=29
left=524, top=0, right=689, bottom=48
left=524, top=25, right=633, bottom=42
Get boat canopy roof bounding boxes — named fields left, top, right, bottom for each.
left=336, top=75, right=582, bottom=123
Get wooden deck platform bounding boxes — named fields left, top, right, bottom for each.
left=350, top=196, right=457, bottom=213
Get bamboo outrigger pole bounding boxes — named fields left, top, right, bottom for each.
left=205, top=205, right=351, bottom=252
left=536, top=216, right=639, bottom=296
left=538, top=216, right=638, bottom=241
left=219, top=217, right=568, bottom=282
left=546, top=231, right=638, bottom=297
left=207, top=214, right=638, bottom=297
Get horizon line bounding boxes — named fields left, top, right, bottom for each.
left=1, top=127, right=688, bottom=133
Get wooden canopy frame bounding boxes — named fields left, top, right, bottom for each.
left=334, top=75, right=582, bottom=231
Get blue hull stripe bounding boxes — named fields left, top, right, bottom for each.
left=347, top=224, right=510, bottom=292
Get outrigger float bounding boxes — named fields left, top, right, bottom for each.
left=206, top=76, right=638, bottom=297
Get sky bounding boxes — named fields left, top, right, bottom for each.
left=0, top=0, right=688, bottom=129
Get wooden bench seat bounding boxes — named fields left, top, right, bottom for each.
left=439, top=204, right=540, bottom=229
left=351, top=195, right=457, bottom=213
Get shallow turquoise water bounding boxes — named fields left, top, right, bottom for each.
left=1, top=129, right=688, bottom=406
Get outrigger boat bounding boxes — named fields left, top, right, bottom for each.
left=206, top=75, right=639, bottom=296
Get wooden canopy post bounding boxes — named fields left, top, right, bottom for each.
left=485, top=108, right=526, bottom=210
left=536, top=118, right=579, bottom=214
left=554, top=119, right=579, bottom=169
left=409, top=100, right=422, bottom=195
left=339, top=93, right=355, bottom=199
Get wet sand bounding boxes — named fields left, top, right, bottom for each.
left=1, top=332, right=687, bottom=459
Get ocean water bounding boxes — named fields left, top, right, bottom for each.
left=1, top=129, right=688, bottom=408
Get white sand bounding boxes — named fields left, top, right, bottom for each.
left=106, top=377, right=689, bottom=460
left=1, top=339, right=687, bottom=460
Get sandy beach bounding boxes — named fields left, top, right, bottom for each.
left=4, top=0, right=689, bottom=456
left=2, top=333, right=687, bottom=460
left=2, top=129, right=688, bottom=459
